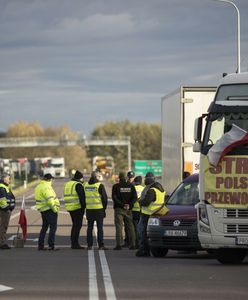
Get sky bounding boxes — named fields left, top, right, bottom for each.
left=0, top=0, right=248, bottom=136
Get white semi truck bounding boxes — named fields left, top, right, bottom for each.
left=162, top=86, right=216, bottom=194
left=43, top=157, right=65, bottom=178
left=194, top=72, right=248, bottom=264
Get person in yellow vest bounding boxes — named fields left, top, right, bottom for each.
left=132, top=176, right=144, bottom=248
left=84, top=171, right=108, bottom=250
left=0, top=173, right=15, bottom=250
left=64, top=170, right=85, bottom=249
left=35, top=173, right=60, bottom=251
left=136, top=172, right=165, bottom=257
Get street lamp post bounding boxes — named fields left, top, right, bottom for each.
left=214, top=0, right=240, bottom=73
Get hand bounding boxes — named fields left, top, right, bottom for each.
left=124, top=204, right=130, bottom=210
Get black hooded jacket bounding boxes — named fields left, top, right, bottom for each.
left=112, top=176, right=137, bottom=210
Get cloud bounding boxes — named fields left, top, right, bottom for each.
left=0, top=0, right=248, bottom=135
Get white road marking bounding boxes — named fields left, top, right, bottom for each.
left=88, top=250, right=99, bottom=300
left=99, top=250, right=117, bottom=300
left=0, top=284, right=13, bottom=292
left=92, top=223, right=117, bottom=300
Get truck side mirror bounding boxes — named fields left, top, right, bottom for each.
left=193, top=117, right=203, bottom=152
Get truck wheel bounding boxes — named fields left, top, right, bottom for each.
left=216, top=248, right=247, bottom=264
left=150, top=247, right=168, bottom=258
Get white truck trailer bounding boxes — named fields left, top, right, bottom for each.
left=162, top=86, right=216, bottom=194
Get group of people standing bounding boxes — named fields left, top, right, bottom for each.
left=0, top=168, right=166, bottom=257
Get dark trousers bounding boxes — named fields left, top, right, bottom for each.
left=0, top=210, right=11, bottom=246
left=114, top=207, right=135, bottom=248
left=137, top=213, right=150, bottom=254
left=86, top=209, right=104, bottom=247
left=132, top=211, right=140, bottom=247
left=38, top=210, right=58, bottom=248
left=69, top=209, right=84, bottom=247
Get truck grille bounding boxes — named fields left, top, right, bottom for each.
left=225, top=209, right=248, bottom=218
left=225, top=224, right=248, bottom=233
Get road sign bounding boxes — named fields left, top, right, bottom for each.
left=133, top=160, right=162, bottom=176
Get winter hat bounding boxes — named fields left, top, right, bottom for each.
left=134, top=176, right=142, bottom=185
left=74, top=170, right=84, bottom=180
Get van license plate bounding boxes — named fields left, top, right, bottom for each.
left=164, top=230, right=187, bottom=237
left=236, top=237, right=248, bottom=245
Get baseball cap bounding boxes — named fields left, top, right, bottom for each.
left=127, top=171, right=135, bottom=178
left=43, top=173, right=54, bottom=180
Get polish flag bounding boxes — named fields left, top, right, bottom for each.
left=207, top=124, right=248, bottom=167
left=18, top=196, right=27, bottom=241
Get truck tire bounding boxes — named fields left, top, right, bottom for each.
left=216, top=248, right=247, bottom=264
left=150, top=247, right=168, bottom=258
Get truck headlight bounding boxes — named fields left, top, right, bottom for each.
left=198, top=204, right=209, bottom=225
left=148, top=217, right=160, bottom=226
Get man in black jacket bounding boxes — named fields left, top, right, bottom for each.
left=112, top=172, right=137, bottom=250
left=136, top=172, right=165, bottom=257
left=0, top=173, right=15, bottom=250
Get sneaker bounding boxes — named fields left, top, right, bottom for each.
left=135, top=250, right=150, bottom=257
left=71, top=245, right=85, bottom=250
left=129, top=246, right=136, bottom=250
left=113, top=246, right=122, bottom=250
left=0, top=244, right=11, bottom=250
left=98, top=246, right=108, bottom=250
left=48, top=247, right=60, bottom=251
left=38, top=246, right=47, bottom=251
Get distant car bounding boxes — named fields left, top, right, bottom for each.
left=147, top=174, right=202, bottom=257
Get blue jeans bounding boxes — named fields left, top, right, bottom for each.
left=137, top=213, right=150, bottom=253
left=38, top=210, right=58, bottom=248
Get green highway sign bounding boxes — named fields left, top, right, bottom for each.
left=133, top=160, right=162, bottom=177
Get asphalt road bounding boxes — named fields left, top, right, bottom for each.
left=1, top=179, right=248, bottom=300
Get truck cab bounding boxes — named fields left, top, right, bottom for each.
left=194, top=72, right=248, bottom=264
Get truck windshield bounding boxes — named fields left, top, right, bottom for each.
left=215, top=84, right=248, bottom=101
left=203, top=112, right=248, bottom=148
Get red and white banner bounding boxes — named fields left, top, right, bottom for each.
left=207, top=124, right=248, bottom=167
left=18, top=196, right=27, bottom=241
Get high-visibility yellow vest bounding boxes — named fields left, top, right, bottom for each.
left=0, top=183, right=15, bottom=210
left=141, top=188, right=165, bottom=215
left=63, top=180, right=83, bottom=211
left=84, top=182, right=103, bottom=210
left=132, top=184, right=144, bottom=212
left=35, top=180, right=60, bottom=213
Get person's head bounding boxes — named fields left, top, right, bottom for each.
left=43, top=173, right=54, bottom=182
left=126, top=170, right=135, bottom=183
left=90, top=171, right=102, bottom=182
left=144, top=172, right=155, bottom=186
left=183, top=171, right=190, bottom=179
left=118, top=172, right=126, bottom=182
left=134, top=176, right=142, bottom=185
left=73, top=170, right=84, bottom=182
left=1, top=173, right=11, bottom=185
